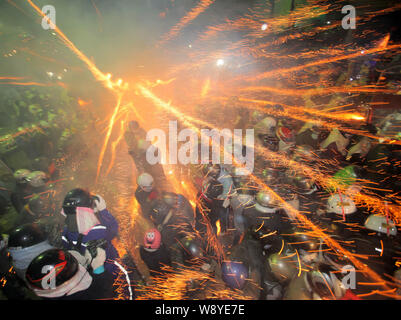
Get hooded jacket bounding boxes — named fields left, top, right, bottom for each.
left=61, top=208, right=119, bottom=275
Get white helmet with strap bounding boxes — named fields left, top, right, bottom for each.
left=364, top=214, right=397, bottom=236
left=327, top=193, right=356, bottom=215
left=137, top=173, right=154, bottom=192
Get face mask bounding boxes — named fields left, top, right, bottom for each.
left=9, top=241, right=54, bottom=276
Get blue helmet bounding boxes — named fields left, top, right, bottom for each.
left=221, top=261, right=248, bottom=290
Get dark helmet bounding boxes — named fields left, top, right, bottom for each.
left=202, top=179, right=223, bottom=200
left=62, top=188, right=93, bottom=215
left=202, top=163, right=221, bottom=179
left=181, top=236, right=205, bottom=262
left=359, top=123, right=377, bottom=135
left=162, top=192, right=179, bottom=207
left=8, top=223, right=47, bottom=249
left=305, top=263, right=344, bottom=299
left=250, top=225, right=283, bottom=253
left=27, top=195, right=48, bottom=217
left=221, top=261, right=249, bottom=290
left=150, top=199, right=171, bottom=225
left=261, top=167, right=278, bottom=184
left=293, top=176, right=317, bottom=195
left=286, top=228, right=320, bottom=252
left=26, top=249, right=79, bottom=290
left=322, top=237, right=352, bottom=270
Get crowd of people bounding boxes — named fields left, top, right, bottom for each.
left=0, top=96, right=401, bottom=300
left=126, top=108, right=401, bottom=300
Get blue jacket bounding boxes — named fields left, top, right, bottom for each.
left=61, top=209, right=119, bottom=275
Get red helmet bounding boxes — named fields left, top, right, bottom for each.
left=277, top=126, right=294, bottom=143
left=144, top=228, right=161, bottom=250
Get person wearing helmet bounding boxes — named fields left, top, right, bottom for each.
left=295, top=122, right=322, bottom=150
left=364, top=118, right=401, bottom=195
left=221, top=260, right=249, bottom=291
left=25, top=248, right=114, bottom=300
left=124, top=120, right=150, bottom=171
left=262, top=243, right=299, bottom=300
left=284, top=262, right=347, bottom=300
left=364, top=214, right=398, bottom=238
left=323, top=193, right=366, bottom=237
left=220, top=236, right=263, bottom=299
left=201, top=163, right=221, bottom=180
left=61, top=189, right=120, bottom=277
left=377, top=112, right=401, bottom=141
left=283, top=227, right=321, bottom=261
left=10, top=169, right=32, bottom=214
left=149, top=192, right=194, bottom=249
left=320, top=128, right=353, bottom=162
left=139, top=228, right=172, bottom=278
left=339, top=234, right=398, bottom=300
left=135, top=173, right=159, bottom=220
left=195, top=177, right=223, bottom=237
left=61, top=189, right=137, bottom=299
left=7, top=223, right=54, bottom=281
left=254, top=116, right=277, bottom=140
left=25, top=171, right=48, bottom=191
left=170, top=235, right=210, bottom=271
left=326, top=165, right=364, bottom=194
left=200, top=163, right=233, bottom=234
left=0, top=232, right=38, bottom=300
left=124, top=120, right=169, bottom=190
left=14, top=193, right=50, bottom=228
left=253, top=115, right=280, bottom=156
left=287, top=173, right=324, bottom=223
left=230, top=166, right=257, bottom=245
left=243, top=190, right=285, bottom=232
left=346, top=136, right=372, bottom=166
left=276, top=126, right=295, bottom=154
left=11, top=170, right=59, bottom=235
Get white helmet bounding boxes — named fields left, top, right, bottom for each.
left=364, top=214, right=397, bottom=236
left=261, top=117, right=277, bottom=130
left=137, top=173, right=154, bottom=192
left=26, top=171, right=48, bottom=188
left=327, top=194, right=356, bottom=215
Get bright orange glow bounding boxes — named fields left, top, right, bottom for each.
left=77, top=98, right=91, bottom=107
left=201, top=78, right=211, bottom=97
left=216, top=220, right=221, bottom=236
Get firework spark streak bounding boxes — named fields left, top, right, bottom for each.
left=157, top=0, right=216, bottom=46
left=245, top=44, right=401, bottom=82
left=26, top=0, right=127, bottom=92
left=96, top=95, right=123, bottom=181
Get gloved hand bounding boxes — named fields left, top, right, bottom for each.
left=85, top=239, right=108, bottom=274
left=93, top=194, right=107, bottom=212
left=68, top=250, right=91, bottom=268
left=91, top=248, right=106, bottom=274
left=222, top=197, right=230, bottom=208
